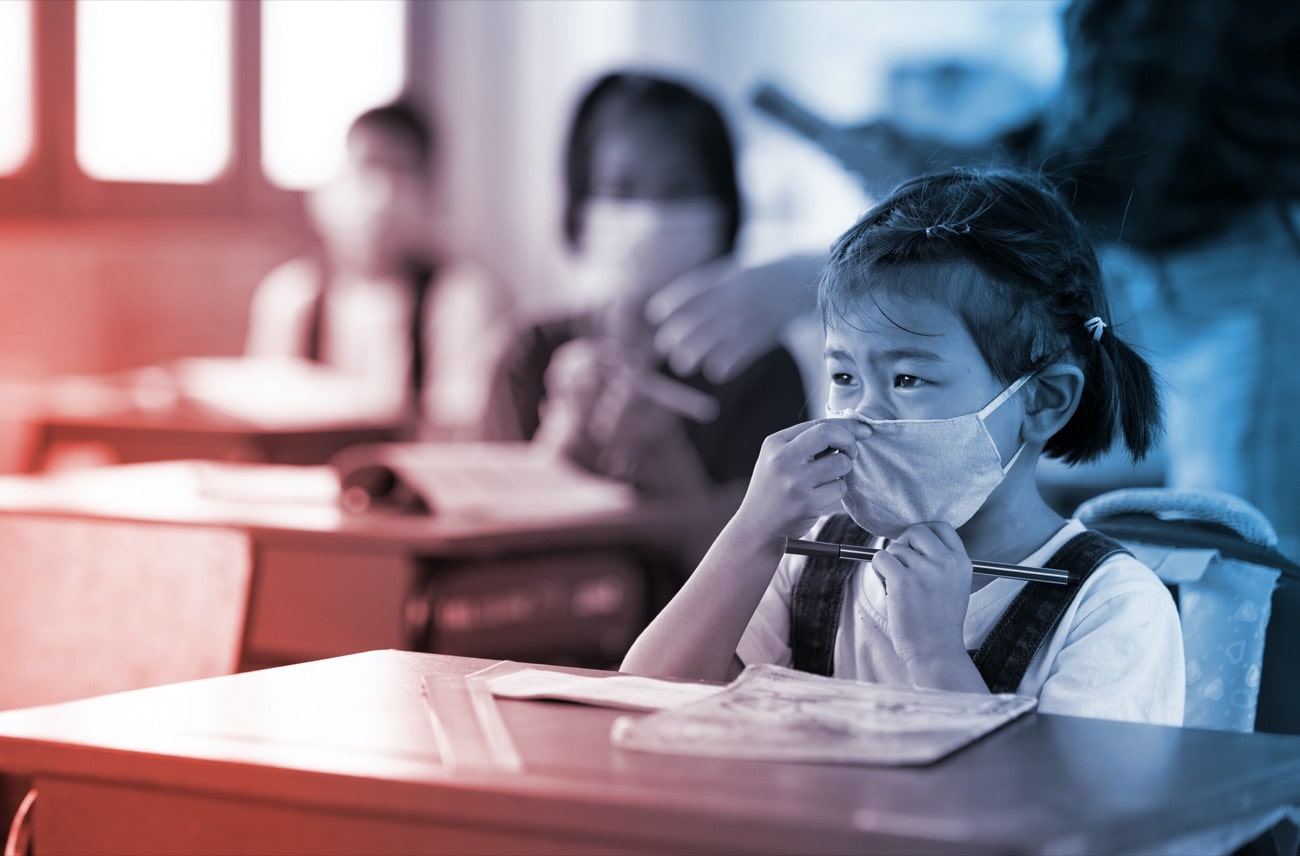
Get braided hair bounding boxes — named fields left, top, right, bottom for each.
left=819, top=168, right=1162, bottom=464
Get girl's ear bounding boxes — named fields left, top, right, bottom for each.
left=1023, top=364, right=1085, bottom=443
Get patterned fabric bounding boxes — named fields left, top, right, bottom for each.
left=1078, top=487, right=1289, bottom=732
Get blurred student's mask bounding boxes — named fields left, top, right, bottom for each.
left=826, top=375, right=1030, bottom=539
left=575, top=197, right=727, bottom=306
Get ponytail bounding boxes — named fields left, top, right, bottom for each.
left=1051, top=321, right=1163, bottom=464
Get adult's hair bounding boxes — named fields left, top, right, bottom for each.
left=819, top=168, right=1162, bottom=464
left=349, top=99, right=438, bottom=170
left=1037, top=0, right=1300, bottom=250
left=561, top=71, right=742, bottom=252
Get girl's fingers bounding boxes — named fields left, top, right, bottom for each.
left=807, top=450, right=853, bottom=487
left=809, top=479, right=849, bottom=512
left=871, top=549, right=905, bottom=578
left=897, top=522, right=963, bottom=556
left=787, top=421, right=861, bottom=461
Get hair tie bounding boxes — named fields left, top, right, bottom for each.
left=924, top=223, right=971, bottom=239
left=1084, top=316, right=1107, bottom=341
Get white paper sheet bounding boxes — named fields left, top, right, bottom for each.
left=473, top=661, right=722, bottom=712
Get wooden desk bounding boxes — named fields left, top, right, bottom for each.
left=27, top=406, right=396, bottom=471
left=24, top=365, right=400, bottom=472
left=0, top=650, right=1297, bottom=855
left=0, top=463, right=714, bottom=706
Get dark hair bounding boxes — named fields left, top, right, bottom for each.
left=562, top=71, right=742, bottom=251
left=349, top=99, right=437, bottom=170
left=819, top=168, right=1161, bottom=464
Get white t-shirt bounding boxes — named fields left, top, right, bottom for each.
left=737, top=518, right=1185, bottom=726
left=245, top=256, right=513, bottom=434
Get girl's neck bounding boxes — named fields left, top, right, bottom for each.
left=957, top=477, right=1067, bottom=568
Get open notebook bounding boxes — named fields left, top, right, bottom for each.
left=330, top=442, right=637, bottom=519
left=610, top=664, right=1037, bottom=766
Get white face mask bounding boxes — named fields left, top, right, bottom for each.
left=826, top=375, right=1031, bottom=539
left=574, top=197, right=727, bottom=308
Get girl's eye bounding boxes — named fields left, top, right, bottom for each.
left=830, top=372, right=855, bottom=387
left=894, top=374, right=924, bottom=389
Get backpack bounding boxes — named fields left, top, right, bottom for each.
left=1076, top=487, right=1300, bottom=735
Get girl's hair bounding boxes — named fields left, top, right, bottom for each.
left=350, top=100, right=437, bottom=171
left=820, top=168, right=1161, bottom=464
left=562, top=71, right=742, bottom=252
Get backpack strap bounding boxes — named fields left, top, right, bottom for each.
left=970, top=530, right=1131, bottom=694
left=789, top=514, right=875, bottom=676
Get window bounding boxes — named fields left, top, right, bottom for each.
left=262, top=0, right=406, bottom=190
left=0, top=0, right=34, bottom=176
left=77, top=0, right=233, bottom=184
left=0, top=0, right=411, bottom=216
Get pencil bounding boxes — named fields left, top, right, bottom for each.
left=630, top=370, right=721, bottom=424
left=783, top=538, right=1079, bottom=585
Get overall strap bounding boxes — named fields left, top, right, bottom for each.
left=790, top=514, right=875, bottom=676
left=407, top=261, right=436, bottom=420
left=970, top=530, right=1131, bottom=695
left=305, top=258, right=328, bottom=362
left=305, top=260, right=438, bottom=419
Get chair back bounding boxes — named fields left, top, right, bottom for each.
left=1077, top=488, right=1300, bottom=734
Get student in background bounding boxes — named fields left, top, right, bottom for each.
left=646, top=0, right=1300, bottom=556
left=623, top=170, right=1184, bottom=727
left=246, top=100, right=514, bottom=439
left=481, top=72, right=806, bottom=503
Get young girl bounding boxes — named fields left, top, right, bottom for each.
left=480, top=72, right=806, bottom=497
left=622, top=169, right=1185, bottom=726
left=246, top=101, right=514, bottom=438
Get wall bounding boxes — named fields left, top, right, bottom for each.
left=420, top=0, right=1066, bottom=310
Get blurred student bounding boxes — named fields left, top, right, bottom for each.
left=245, top=100, right=513, bottom=438
left=481, top=72, right=806, bottom=504
left=648, top=0, right=1300, bottom=555
left=623, top=170, right=1184, bottom=727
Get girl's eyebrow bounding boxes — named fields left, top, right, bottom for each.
left=824, top=346, right=945, bottom=363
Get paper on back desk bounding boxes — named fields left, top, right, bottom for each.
left=472, top=661, right=722, bottom=711
left=174, top=356, right=397, bottom=427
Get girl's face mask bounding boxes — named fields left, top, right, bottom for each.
left=575, top=197, right=727, bottom=310
left=826, top=374, right=1031, bottom=539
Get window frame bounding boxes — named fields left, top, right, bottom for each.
left=0, top=0, right=415, bottom=219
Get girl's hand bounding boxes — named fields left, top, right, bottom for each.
left=534, top=338, right=607, bottom=466
left=588, top=361, right=713, bottom=496
left=734, top=419, right=863, bottom=543
left=870, top=522, right=973, bottom=666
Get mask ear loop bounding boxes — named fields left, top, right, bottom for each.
left=976, top=373, right=1035, bottom=420
left=978, top=374, right=1035, bottom=473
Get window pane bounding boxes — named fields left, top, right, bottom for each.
left=0, top=0, right=33, bottom=175
left=76, top=0, right=232, bottom=184
left=262, top=0, right=407, bottom=190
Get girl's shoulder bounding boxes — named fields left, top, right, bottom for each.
left=1072, top=528, right=1177, bottom=616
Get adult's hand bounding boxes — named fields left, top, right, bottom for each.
left=646, top=252, right=823, bottom=385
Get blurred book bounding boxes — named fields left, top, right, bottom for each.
left=612, top=663, right=1036, bottom=766
left=330, top=441, right=637, bottom=519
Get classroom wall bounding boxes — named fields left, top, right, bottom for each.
left=0, top=0, right=1066, bottom=471
left=0, top=217, right=311, bottom=470
left=420, top=0, right=1066, bottom=310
